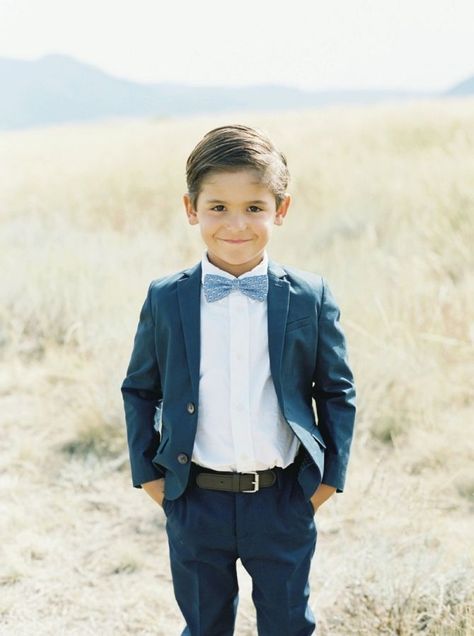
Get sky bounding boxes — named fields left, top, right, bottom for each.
left=0, top=0, right=473, bottom=92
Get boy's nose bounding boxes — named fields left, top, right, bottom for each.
left=226, top=215, right=247, bottom=230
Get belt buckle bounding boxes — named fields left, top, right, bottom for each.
left=242, top=471, right=260, bottom=493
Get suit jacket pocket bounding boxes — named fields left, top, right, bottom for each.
left=311, top=430, right=326, bottom=450
left=152, top=435, right=169, bottom=469
left=156, top=436, right=169, bottom=455
left=285, top=316, right=312, bottom=333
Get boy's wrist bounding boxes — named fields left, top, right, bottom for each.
left=141, top=478, right=166, bottom=506
left=310, top=483, right=337, bottom=510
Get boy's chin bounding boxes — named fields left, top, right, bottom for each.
left=212, top=252, right=262, bottom=266
left=206, top=247, right=266, bottom=273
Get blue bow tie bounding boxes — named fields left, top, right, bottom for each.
left=203, top=273, right=269, bottom=302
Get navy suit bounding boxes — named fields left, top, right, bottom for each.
left=121, top=258, right=356, bottom=635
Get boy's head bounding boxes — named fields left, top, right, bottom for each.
left=183, top=124, right=291, bottom=277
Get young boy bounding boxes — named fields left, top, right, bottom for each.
left=121, top=124, right=356, bottom=635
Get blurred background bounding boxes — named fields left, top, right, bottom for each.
left=0, top=1, right=473, bottom=634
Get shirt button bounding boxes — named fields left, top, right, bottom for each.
left=186, top=402, right=195, bottom=414
left=177, top=453, right=189, bottom=464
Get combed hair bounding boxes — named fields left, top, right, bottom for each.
left=185, top=124, right=290, bottom=209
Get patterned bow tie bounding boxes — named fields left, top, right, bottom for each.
left=203, top=273, right=269, bottom=302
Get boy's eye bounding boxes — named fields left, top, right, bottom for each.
left=210, top=205, right=262, bottom=213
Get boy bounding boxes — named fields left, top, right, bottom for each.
left=121, top=124, right=356, bottom=635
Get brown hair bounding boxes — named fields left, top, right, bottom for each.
left=185, top=124, right=290, bottom=210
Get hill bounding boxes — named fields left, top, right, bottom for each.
left=0, top=53, right=431, bottom=130
left=446, top=74, right=474, bottom=96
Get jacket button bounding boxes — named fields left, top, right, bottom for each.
left=177, top=453, right=189, bottom=464
left=186, top=402, right=195, bottom=414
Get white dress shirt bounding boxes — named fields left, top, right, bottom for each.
left=191, top=249, right=301, bottom=472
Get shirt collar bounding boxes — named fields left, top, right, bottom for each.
left=201, top=250, right=269, bottom=282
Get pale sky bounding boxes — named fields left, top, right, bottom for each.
left=0, top=0, right=473, bottom=92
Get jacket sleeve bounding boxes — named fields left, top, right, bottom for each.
left=312, top=278, right=356, bottom=493
left=121, top=281, right=165, bottom=488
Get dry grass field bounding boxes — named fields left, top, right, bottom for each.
left=0, top=98, right=473, bottom=635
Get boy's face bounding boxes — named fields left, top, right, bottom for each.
left=183, top=169, right=291, bottom=277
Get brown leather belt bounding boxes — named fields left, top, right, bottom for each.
left=195, top=467, right=277, bottom=493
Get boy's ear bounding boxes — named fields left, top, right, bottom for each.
left=274, top=193, right=291, bottom=226
left=183, top=193, right=199, bottom=225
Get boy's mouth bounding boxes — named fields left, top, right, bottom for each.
left=220, top=239, right=252, bottom=243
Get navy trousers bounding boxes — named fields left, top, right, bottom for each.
left=162, top=459, right=318, bottom=635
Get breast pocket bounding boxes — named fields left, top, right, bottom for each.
left=285, top=316, right=312, bottom=333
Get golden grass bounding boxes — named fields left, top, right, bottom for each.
left=1, top=98, right=473, bottom=634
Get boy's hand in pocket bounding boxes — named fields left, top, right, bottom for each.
left=310, top=483, right=336, bottom=512
left=142, top=478, right=166, bottom=508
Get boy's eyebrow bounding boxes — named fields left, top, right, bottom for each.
left=205, top=198, right=268, bottom=205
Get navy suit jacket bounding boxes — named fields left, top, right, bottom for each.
left=121, top=259, right=356, bottom=502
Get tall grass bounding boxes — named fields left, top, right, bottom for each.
left=1, top=99, right=473, bottom=634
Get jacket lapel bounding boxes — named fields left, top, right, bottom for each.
left=176, top=258, right=290, bottom=404
left=177, top=262, right=202, bottom=402
left=267, top=259, right=290, bottom=403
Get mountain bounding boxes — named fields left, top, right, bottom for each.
left=0, top=54, right=464, bottom=131
left=0, top=54, right=167, bottom=129
left=445, top=75, right=474, bottom=96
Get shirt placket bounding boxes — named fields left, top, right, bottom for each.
left=229, top=287, right=254, bottom=472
